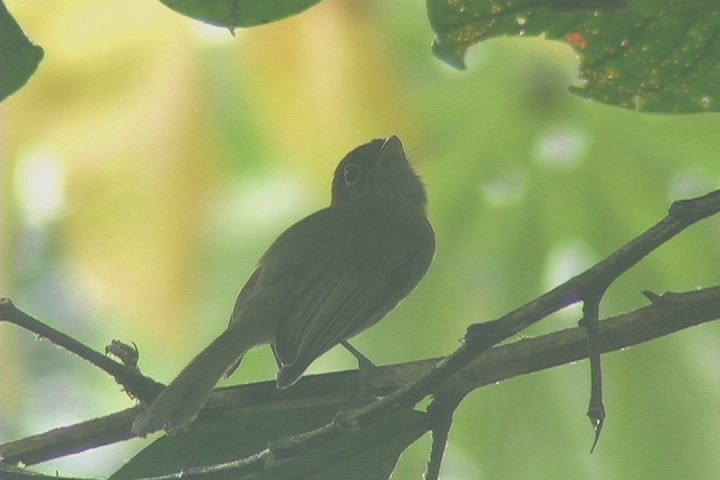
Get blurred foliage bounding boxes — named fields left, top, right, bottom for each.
left=0, top=0, right=719, bottom=479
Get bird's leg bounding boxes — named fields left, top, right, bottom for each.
left=271, top=345, right=283, bottom=370
left=341, top=340, right=377, bottom=386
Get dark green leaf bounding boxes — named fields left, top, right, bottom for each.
left=428, top=0, right=720, bottom=112
left=111, top=404, right=428, bottom=480
left=159, top=0, right=323, bottom=30
left=0, top=0, right=43, bottom=103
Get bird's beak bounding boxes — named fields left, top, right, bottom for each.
left=376, top=135, right=405, bottom=165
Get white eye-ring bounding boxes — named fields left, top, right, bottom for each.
left=343, top=164, right=360, bottom=186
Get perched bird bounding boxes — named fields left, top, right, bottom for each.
left=132, top=136, right=435, bottom=434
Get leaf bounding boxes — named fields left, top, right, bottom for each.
left=0, top=0, right=44, bottom=103
left=159, top=0, right=323, bottom=30
left=110, top=404, right=428, bottom=480
left=0, top=462, right=86, bottom=480
left=428, top=0, right=720, bottom=113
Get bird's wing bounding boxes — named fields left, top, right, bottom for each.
left=227, top=265, right=262, bottom=327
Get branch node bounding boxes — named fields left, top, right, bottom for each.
left=668, top=189, right=720, bottom=221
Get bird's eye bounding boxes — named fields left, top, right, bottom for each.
left=343, top=164, right=360, bottom=186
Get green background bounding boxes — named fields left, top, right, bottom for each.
left=1, top=1, right=719, bottom=478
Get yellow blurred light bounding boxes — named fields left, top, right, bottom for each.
left=13, top=145, right=66, bottom=227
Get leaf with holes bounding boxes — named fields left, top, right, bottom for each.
left=428, top=0, right=720, bottom=113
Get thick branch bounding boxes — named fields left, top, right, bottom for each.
left=2, top=285, right=719, bottom=467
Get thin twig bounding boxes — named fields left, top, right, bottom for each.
left=0, top=298, right=163, bottom=401
left=424, top=393, right=463, bottom=480
left=580, top=294, right=605, bottom=451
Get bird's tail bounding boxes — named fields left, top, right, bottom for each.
left=131, top=327, right=252, bottom=435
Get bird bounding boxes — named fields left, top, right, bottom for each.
left=132, top=135, right=435, bottom=435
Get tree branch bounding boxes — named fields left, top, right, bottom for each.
left=2, top=190, right=719, bottom=475
left=2, top=285, right=719, bottom=467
